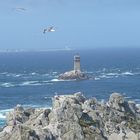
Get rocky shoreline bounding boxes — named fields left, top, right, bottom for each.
left=0, top=92, right=140, bottom=140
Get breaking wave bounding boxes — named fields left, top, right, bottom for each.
left=50, top=78, right=75, bottom=82
left=95, top=70, right=139, bottom=80
left=20, top=81, right=41, bottom=86
left=1, top=83, right=15, bottom=88
left=0, top=79, right=75, bottom=88
left=51, top=79, right=64, bottom=82
left=0, top=81, right=53, bottom=88
left=0, top=109, right=13, bottom=120
left=121, top=72, right=134, bottom=76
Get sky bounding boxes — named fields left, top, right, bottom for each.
left=0, top=0, right=140, bottom=50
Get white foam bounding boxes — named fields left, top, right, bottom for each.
left=51, top=79, right=65, bottom=82
left=106, top=73, right=119, bottom=76
left=41, top=81, right=53, bottom=85
left=31, top=72, right=37, bottom=75
left=136, top=104, right=140, bottom=108
left=96, top=70, right=137, bottom=80
left=0, top=80, right=54, bottom=87
left=1, top=83, right=14, bottom=88
left=94, top=77, right=100, bottom=80
left=0, top=109, right=13, bottom=120
left=14, top=74, right=22, bottom=77
left=44, top=97, right=52, bottom=100
left=6, top=73, right=20, bottom=77
left=121, top=72, right=134, bottom=76
left=0, top=114, right=6, bottom=119
left=0, top=109, right=13, bottom=112
left=51, top=79, right=75, bottom=82
left=0, top=72, right=8, bottom=75
left=20, top=81, right=38, bottom=86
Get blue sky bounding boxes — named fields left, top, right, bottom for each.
left=0, top=0, right=140, bottom=50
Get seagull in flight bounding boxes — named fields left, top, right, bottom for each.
left=14, top=7, right=26, bottom=12
left=43, top=26, right=55, bottom=34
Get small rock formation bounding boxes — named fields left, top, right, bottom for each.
left=58, top=70, right=88, bottom=80
left=58, top=54, right=88, bottom=80
left=0, top=92, right=140, bottom=140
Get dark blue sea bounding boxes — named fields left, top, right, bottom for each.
left=0, top=48, right=140, bottom=127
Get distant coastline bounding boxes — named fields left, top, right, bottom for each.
left=0, top=47, right=74, bottom=53
left=1, top=47, right=140, bottom=52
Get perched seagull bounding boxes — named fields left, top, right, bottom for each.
left=43, top=26, right=55, bottom=34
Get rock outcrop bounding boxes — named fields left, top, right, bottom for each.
left=58, top=70, right=88, bottom=80
left=0, top=92, right=140, bottom=140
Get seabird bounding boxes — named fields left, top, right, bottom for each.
left=14, top=7, right=26, bottom=12
left=43, top=26, right=55, bottom=34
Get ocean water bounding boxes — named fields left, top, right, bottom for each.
left=0, top=48, right=140, bottom=127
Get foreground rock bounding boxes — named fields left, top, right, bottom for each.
left=58, top=70, right=88, bottom=80
left=1, top=92, right=140, bottom=140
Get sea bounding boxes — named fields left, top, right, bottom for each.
left=0, top=47, right=140, bottom=127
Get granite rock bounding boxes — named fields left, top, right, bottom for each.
left=58, top=70, right=88, bottom=80
left=0, top=92, right=140, bottom=140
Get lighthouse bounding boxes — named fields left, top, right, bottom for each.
left=74, top=54, right=80, bottom=72
left=59, top=54, right=88, bottom=80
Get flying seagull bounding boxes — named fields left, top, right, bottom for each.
left=43, top=26, right=55, bottom=34
left=14, top=7, right=26, bottom=12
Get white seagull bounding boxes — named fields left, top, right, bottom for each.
left=14, top=7, right=26, bottom=12
left=43, top=26, right=55, bottom=34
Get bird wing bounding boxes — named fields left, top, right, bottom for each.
left=43, top=29, right=47, bottom=33
left=50, top=26, right=53, bottom=30
left=48, top=27, right=54, bottom=32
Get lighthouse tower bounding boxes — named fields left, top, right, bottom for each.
left=74, top=54, right=80, bottom=72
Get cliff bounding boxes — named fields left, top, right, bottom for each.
left=0, top=92, right=140, bottom=140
